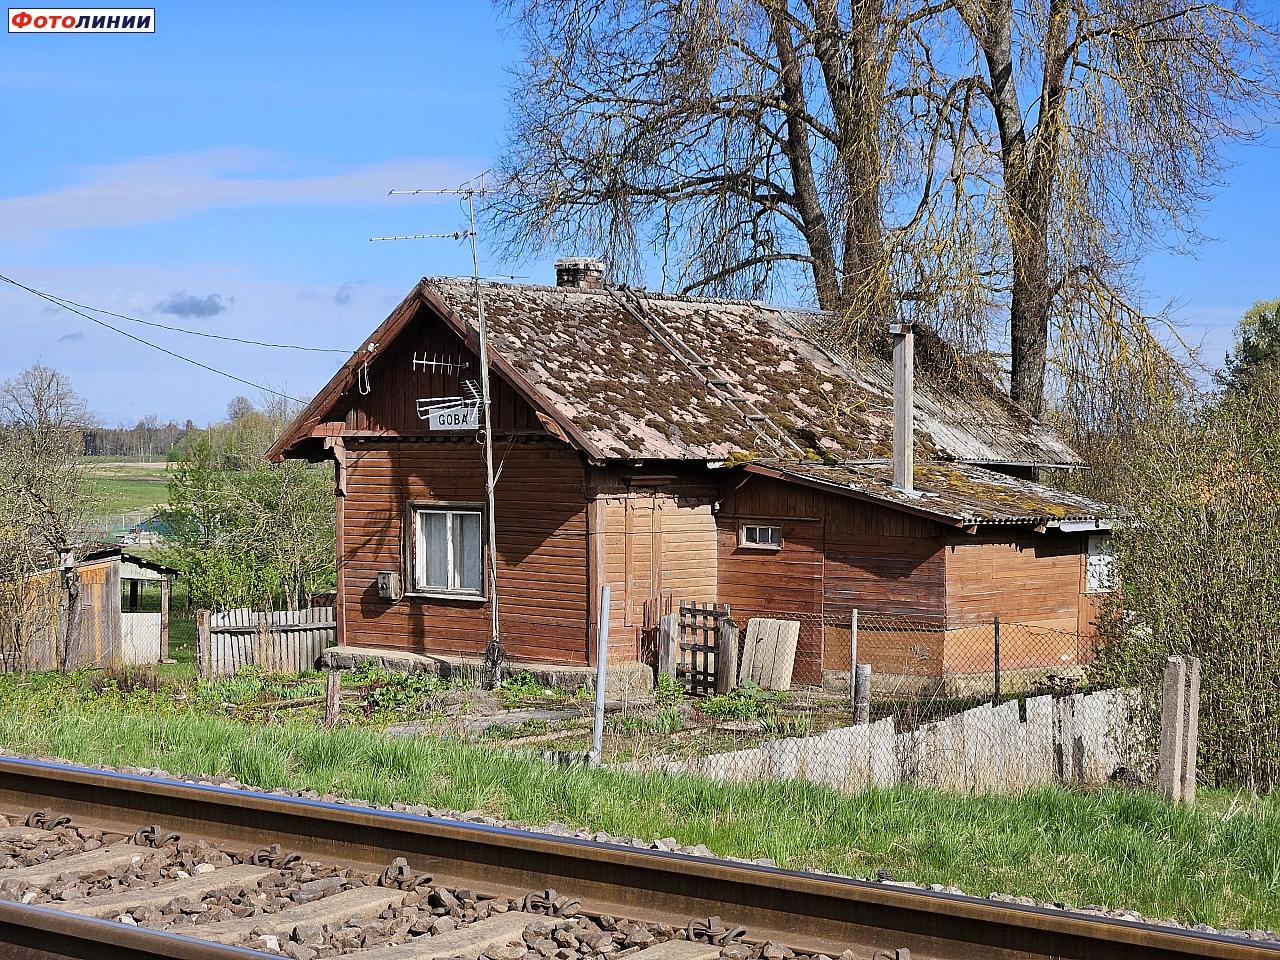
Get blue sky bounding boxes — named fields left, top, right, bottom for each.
left=1, top=2, right=1275, bottom=426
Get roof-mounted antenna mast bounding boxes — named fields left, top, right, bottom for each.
left=372, top=177, right=505, bottom=688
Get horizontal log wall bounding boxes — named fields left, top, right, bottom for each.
left=342, top=439, right=591, bottom=664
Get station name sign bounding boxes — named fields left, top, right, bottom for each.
left=427, top=406, right=479, bottom=431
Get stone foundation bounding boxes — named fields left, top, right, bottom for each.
left=320, top=646, right=654, bottom=702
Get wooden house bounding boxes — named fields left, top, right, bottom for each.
left=271, top=261, right=1117, bottom=689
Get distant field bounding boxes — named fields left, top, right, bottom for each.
left=82, top=459, right=170, bottom=515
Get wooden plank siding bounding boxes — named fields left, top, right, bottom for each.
left=942, top=532, right=1091, bottom=673
left=718, top=474, right=950, bottom=686
left=594, top=477, right=719, bottom=665
left=77, top=558, right=120, bottom=667
left=322, top=307, right=543, bottom=439
left=341, top=440, right=591, bottom=664
left=943, top=533, right=1086, bottom=627
left=715, top=475, right=825, bottom=685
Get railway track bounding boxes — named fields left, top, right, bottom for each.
left=0, top=755, right=1273, bottom=960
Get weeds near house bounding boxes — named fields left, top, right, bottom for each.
left=700, top=681, right=780, bottom=722
left=351, top=665, right=449, bottom=717
left=649, top=707, right=685, bottom=735
left=655, top=672, right=683, bottom=707
left=500, top=671, right=559, bottom=703
left=764, top=714, right=814, bottom=739
left=195, top=666, right=327, bottom=707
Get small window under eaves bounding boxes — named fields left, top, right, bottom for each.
left=740, top=523, right=782, bottom=550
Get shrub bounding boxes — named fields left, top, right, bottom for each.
left=1091, top=386, right=1280, bottom=791
left=655, top=672, right=683, bottom=707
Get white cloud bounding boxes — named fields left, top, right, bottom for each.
left=0, top=148, right=476, bottom=240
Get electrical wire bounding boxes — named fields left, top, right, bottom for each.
left=0, top=273, right=310, bottom=403
left=0, top=274, right=349, bottom=353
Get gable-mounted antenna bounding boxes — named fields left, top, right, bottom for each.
left=411, top=352, right=471, bottom=374
left=371, top=175, right=506, bottom=687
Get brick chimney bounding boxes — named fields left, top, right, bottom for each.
left=555, top=257, right=605, bottom=289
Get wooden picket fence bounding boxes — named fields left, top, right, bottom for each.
left=197, top=606, right=335, bottom=676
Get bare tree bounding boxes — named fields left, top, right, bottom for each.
left=0, top=365, right=91, bottom=669
left=490, top=0, right=989, bottom=341
left=493, top=0, right=1277, bottom=418
left=952, top=0, right=1278, bottom=416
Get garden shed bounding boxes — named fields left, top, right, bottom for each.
left=4, top=544, right=178, bottom=671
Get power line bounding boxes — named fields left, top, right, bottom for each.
left=0, top=275, right=349, bottom=353
left=0, top=273, right=309, bottom=403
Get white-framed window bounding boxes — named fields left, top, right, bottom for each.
left=1085, top=534, right=1115, bottom=594
left=409, top=504, right=484, bottom=597
left=739, top=523, right=782, bottom=550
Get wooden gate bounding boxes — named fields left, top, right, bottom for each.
left=659, top=601, right=735, bottom=696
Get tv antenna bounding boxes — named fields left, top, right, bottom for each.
left=371, top=177, right=505, bottom=687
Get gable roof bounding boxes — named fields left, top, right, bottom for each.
left=743, top=460, right=1118, bottom=529
left=271, top=278, right=1083, bottom=467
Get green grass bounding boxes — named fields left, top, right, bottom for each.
left=81, top=459, right=171, bottom=515
left=0, top=695, right=1276, bottom=931
left=84, top=474, right=169, bottom=514
left=86, top=477, right=168, bottom=514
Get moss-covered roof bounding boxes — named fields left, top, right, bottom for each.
left=424, top=279, right=1083, bottom=466
left=749, top=460, right=1119, bottom=526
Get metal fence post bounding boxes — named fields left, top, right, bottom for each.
left=992, top=615, right=1002, bottom=706
left=849, top=608, right=859, bottom=714
left=590, top=585, right=611, bottom=766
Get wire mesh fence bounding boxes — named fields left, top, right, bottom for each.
left=595, top=610, right=1149, bottom=796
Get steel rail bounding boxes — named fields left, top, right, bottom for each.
left=0, top=755, right=1274, bottom=960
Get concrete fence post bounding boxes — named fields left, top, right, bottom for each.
left=1180, top=656, right=1201, bottom=804
left=1158, top=655, right=1200, bottom=803
left=196, top=609, right=211, bottom=678
left=854, top=664, right=872, bottom=725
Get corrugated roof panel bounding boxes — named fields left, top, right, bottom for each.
left=753, top=459, right=1118, bottom=526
